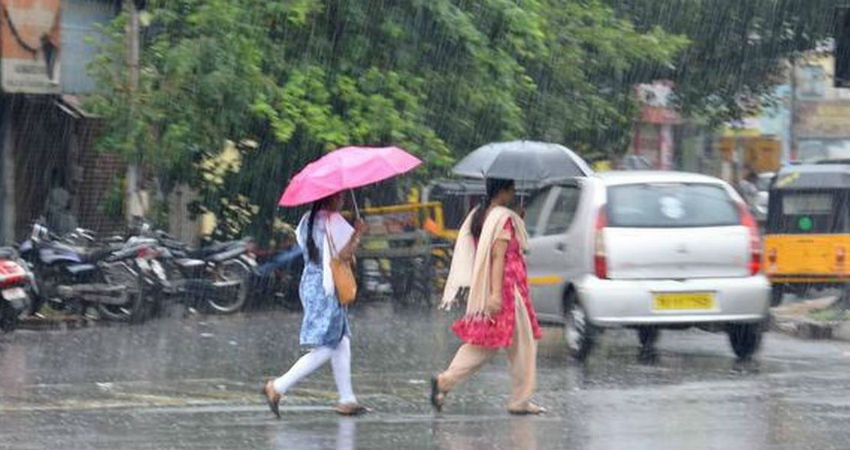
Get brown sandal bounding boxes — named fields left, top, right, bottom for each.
left=262, top=379, right=283, bottom=419
left=430, top=376, right=446, bottom=412
left=508, top=403, right=547, bottom=415
left=335, top=403, right=371, bottom=416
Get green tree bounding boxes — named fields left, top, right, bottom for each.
left=87, top=0, right=687, bottom=241
left=605, top=0, right=839, bottom=122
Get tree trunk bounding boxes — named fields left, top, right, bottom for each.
left=125, top=0, right=143, bottom=222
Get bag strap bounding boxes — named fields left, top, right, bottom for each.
left=326, top=215, right=355, bottom=264
left=326, top=216, right=339, bottom=257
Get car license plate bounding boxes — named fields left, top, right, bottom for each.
left=653, top=292, right=715, bottom=311
left=2, top=287, right=26, bottom=302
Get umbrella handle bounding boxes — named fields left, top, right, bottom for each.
left=350, top=190, right=361, bottom=220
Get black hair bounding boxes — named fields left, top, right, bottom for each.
left=306, top=198, right=330, bottom=263
left=470, top=178, right=515, bottom=240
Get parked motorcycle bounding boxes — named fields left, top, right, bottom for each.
left=18, top=222, right=164, bottom=323
left=0, top=247, right=34, bottom=333
left=149, top=229, right=257, bottom=314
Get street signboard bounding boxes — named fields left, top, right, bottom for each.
left=0, top=0, right=62, bottom=94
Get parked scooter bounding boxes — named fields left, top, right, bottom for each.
left=0, top=247, right=34, bottom=333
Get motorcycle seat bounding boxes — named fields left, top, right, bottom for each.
left=81, top=247, right=120, bottom=263
left=176, top=258, right=205, bottom=269
left=187, top=241, right=238, bottom=259
left=67, top=264, right=97, bottom=275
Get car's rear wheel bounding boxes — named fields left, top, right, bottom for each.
left=727, top=322, right=763, bottom=360
left=770, top=284, right=784, bottom=307
left=564, top=289, right=594, bottom=362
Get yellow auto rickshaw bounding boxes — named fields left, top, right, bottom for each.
left=763, top=162, right=850, bottom=305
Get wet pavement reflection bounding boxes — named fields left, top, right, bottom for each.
left=1, top=302, right=849, bottom=450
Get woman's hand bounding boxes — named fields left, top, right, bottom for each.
left=339, top=220, right=366, bottom=261
left=354, top=218, right=367, bottom=235
left=485, top=292, right=502, bottom=316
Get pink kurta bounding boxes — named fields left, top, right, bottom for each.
left=451, top=220, right=543, bottom=348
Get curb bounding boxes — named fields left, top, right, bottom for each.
left=18, top=316, right=94, bottom=331
left=769, top=312, right=850, bottom=343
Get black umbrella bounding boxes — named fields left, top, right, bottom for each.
left=452, top=141, right=593, bottom=184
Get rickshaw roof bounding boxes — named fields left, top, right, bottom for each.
left=772, top=163, right=850, bottom=190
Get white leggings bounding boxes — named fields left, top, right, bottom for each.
left=272, top=336, right=356, bottom=405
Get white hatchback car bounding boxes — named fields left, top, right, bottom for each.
left=525, top=171, right=770, bottom=360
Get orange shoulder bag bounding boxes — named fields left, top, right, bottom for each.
left=326, top=221, right=358, bottom=305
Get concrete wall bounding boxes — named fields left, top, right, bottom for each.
left=0, top=95, right=71, bottom=243
left=0, top=95, right=126, bottom=243
left=61, top=0, right=118, bottom=94
left=168, top=186, right=202, bottom=246
left=72, top=120, right=125, bottom=234
left=11, top=96, right=73, bottom=238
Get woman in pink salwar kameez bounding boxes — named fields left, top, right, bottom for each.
left=431, top=178, right=545, bottom=415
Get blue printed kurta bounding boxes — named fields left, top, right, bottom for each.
left=297, top=213, right=350, bottom=348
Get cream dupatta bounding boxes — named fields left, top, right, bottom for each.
left=440, top=205, right=529, bottom=316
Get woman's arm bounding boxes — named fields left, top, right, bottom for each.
left=338, top=218, right=367, bottom=261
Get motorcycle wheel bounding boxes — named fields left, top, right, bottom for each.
left=205, top=259, right=251, bottom=314
left=98, top=271, right=147, bottom=323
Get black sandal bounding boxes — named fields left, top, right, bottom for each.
left=430, top=376, right=445, bottom=412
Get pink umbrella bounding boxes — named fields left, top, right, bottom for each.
left=279, top=146, right=422, bottom=211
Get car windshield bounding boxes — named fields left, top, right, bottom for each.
left=607, top=183, right=740, bottom=228
left=523, top=187, right=551, bottom=236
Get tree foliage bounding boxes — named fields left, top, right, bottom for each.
left=87, top=0, right=692, bottom=240
left=605, top=0, right=839, bottom=122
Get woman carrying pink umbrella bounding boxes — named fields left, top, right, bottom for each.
left=263, top=146, right=421, bottom=418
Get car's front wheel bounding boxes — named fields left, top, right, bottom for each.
left=727, top=322, right=763, bottom=360
left=564, top=289, right=595, bottom=362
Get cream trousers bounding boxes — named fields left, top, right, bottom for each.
left=438, top=291, right=537, bottom=411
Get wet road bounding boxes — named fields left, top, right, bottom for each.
left=1, top=303, right=849, bottom=450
